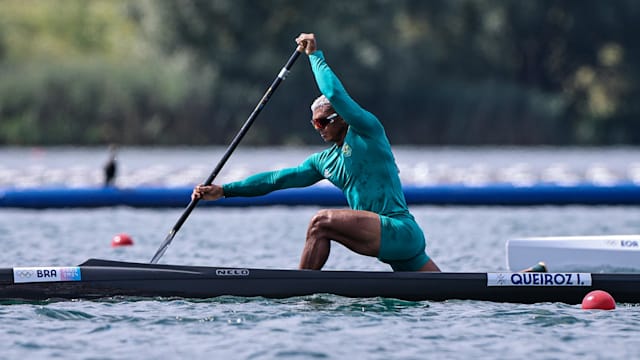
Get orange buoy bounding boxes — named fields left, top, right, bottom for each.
left=111, top=233, right=134, bottom=247
left=581, top=290, right=616, bottom=310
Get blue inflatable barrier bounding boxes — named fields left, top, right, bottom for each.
left=402, top=183, right=640, bottom=205
left=2, top=183, right=640, bottom=208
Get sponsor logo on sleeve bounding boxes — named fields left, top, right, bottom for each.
left=342, top=143, right=352, bottom=157
left=487, top=272, right=592, bottom=286
left=13, top=267, right=82, bottom=283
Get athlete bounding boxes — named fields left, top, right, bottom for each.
left=192, top=33, right=440, bottom=272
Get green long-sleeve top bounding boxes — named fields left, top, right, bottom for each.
left=223, top=50, right=411, bottom=218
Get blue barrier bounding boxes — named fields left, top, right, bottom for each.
left=2, top=183, right=640, bottom=208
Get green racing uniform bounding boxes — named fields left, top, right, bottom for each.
left=223, top=51, right=430, bottom=271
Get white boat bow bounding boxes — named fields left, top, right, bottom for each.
left=507, top=235, right=640, bottom=272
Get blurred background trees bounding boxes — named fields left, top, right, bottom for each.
left=0, top=0, right=638, bottom=146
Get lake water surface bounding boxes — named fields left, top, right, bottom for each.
left=1, top=147, right=640, bottom=359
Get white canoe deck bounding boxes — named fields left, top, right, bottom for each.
left=507, top=235, right=640, bottom=272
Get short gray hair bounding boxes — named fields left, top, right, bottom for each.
left=310, top=95, right=332, bottom=112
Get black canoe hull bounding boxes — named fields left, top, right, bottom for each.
left=1, top=259, right=639, bottom=304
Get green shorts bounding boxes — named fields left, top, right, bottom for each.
left=377, top=214, right=430, bottom=271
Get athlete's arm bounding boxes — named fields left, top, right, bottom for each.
left=222, top=157, right=323, bottom=197
left=309, top=51, right=384, bottom=139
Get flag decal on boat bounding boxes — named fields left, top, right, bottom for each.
left=13, top=267, right=82, bottom=283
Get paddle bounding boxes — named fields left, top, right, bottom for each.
left=150, top=47, right=303, bottom=264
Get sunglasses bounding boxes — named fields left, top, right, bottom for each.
left=311, top=113, right=338, bottom=130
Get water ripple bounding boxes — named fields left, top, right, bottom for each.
left=2, top=198, right=640, bottom=359
left=34, top=306, right=96, bottom=321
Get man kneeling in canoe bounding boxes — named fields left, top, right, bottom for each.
left=192, top=33, right=440, bottom=272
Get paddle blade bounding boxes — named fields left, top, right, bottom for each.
left=150, top=230, right=176, bottom=264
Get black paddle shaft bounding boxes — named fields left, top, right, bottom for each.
left=150, top=48, right=302, bottom=264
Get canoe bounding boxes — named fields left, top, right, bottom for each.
left=506, top=235, right=640, bottom=272
left=1, top=258, right=639, bottom=304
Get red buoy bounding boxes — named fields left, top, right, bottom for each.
left=581, top=290, right=616, bottom=310
left=111, top=233, right=134, bottom=247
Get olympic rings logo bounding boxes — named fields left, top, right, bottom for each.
left=16, top=270, right=34, bottom=278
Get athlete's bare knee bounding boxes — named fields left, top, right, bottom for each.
left=308, top=209, right=332, bottom=237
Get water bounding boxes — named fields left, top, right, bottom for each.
left=2, top=147, right=640, bottom=359
left=2, top=145, right=640, bottom=187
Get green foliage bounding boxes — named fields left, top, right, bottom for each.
left=0, top=58, right=216, bottom=145
left=0, top=0, right=639, bottom=145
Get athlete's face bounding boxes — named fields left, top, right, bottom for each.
left=311, top=107, right=347, bottom=145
